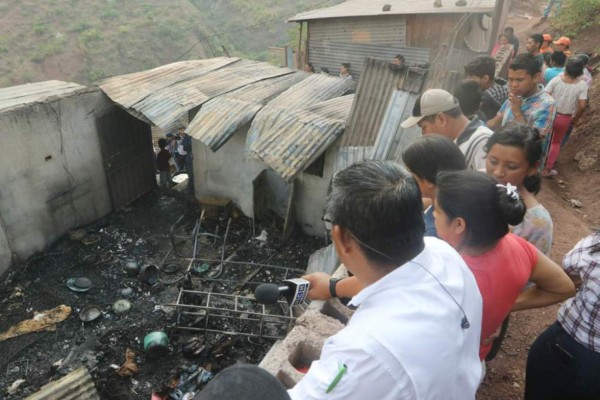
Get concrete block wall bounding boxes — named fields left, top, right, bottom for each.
left=259, top=266, right=354, bottom=389
left=0, top=87, right=113, bottom=277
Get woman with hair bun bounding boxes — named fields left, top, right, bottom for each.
left=485, top=124, right=553, bottom=255
left=434, top=170, right=575, bottom=362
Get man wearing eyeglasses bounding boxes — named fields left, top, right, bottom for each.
left=288, top=160, right=483, bottom=400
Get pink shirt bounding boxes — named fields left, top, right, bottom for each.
left=462, top=233, right=538, bottom=359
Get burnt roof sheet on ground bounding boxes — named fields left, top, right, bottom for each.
left=187, top=71, right=310, bottom=152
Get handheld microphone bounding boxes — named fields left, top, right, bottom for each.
left=254, top=278, right=310, bottom=306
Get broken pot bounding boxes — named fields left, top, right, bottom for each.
left=144, top=331, right=169, bottom=358
left=79, top=305, right=102, bottom=322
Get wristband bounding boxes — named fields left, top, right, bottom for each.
left=329, top=278, right=340, bottom=299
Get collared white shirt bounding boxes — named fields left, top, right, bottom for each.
left=288, top=237, right=483, bottom=400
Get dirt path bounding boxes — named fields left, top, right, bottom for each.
left=477, top=1, right=599, bottom=398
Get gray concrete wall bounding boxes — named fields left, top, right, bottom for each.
left=0, top=88, right=112, bottom=276
left=293, top=146, right=336, bottom=237
left=194, top=124, right=267, bottom=218
left=194, top=127, right=335, bottom=238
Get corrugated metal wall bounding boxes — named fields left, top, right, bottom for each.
left=308, top=15, right=423, bottom=80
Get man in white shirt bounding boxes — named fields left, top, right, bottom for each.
left=291, top=160, right=483, bottom=400
left=401, top=89, right=493, bottom=171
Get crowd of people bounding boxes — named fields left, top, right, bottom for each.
left=155, top=126, right=194, bottom=194
left=183, top=13, right=597, bottom=400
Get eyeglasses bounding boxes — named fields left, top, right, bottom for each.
left=322, top=214, right=333, bottom=231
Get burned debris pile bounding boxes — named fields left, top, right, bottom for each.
left=0, top=190, right=322, bottom=399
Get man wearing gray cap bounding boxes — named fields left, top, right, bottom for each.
left=402, top=89, right=492, bottom=170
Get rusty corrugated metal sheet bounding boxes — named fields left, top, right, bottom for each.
left=133, top=60, right=294, bottom=131
left=250, top=94, right=355, bottom=181
left=187, top=72, right=309, bottom=151
left=25, top=368, right=99, bottom=400
left=0, top=80, right=87, bottom=112
left=289, top=0, right=497, bottom=21
left=245, top=74, right=355, bottom=151
left=341, top=57, right=404, bottom=147
left=97, top=58, right=238, bottom=109
left=308, top=16, right=407, bottom=45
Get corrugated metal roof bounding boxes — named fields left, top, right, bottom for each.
left=188, top=72, right=309, bottom=151
left=333, top=146, right=373, bottom=173
left=289, top=0, right=497, bottom=21
left=250, top=94, right=355, bottom=181
left=308, top=15, right=407, bottom=45
left=25, top=368, right=99, bottom=400
left=341, top=57, right=407, bottom=147
left=372, top=89, right=421, bottom=161
left=98, top=58, right=238, bottom=109
left=308, top=41, right=430, bottom=80
left=0, top=80, right=87, bottom=113
left=245, top=74, right=356, bottom=151
left=98, top=58, right=296, bottom=132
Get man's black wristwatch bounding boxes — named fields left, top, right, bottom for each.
left=329, top=278, right=340, bottom=298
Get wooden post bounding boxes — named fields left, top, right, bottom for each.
left=297, top=22, right=303, bottom=70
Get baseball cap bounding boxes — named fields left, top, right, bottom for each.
left=401, top=89, right=460, bottom=128
left=553, top=37, right=571, bottom=46
left=543, top=34, right=552, bottom=42
left=193, top=364, right=291, bottom=400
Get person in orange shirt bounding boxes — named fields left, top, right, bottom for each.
left=554, top=37, right=572, bottom=57
left=541, top=34, right=553, bottom=53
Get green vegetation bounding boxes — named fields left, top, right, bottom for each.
left=553, top=0, right=600, bottom=37
left=0, top=0, right=341, bottom=88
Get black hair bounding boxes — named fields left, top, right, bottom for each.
left=341, top=63, right=351, bottom=69
left=565, top=57, right=585, bottom=79
left=485, top=123, right=543, bottom=194
left=158, top=138, right=167, bottom=149
left=504, top=26, right=514, bottom=34
left=543, top=52, right=552, bottom=68
left=306, top=62, right=315, bottom=72
left=321, top=67, right=330, bottom=74
left=464, top=56, right=496, bottom=80
left=402, top=135, right=466, bottom=184
left=577, top=53, right=591, bottom=66
left=529, top=34, right=544, bottom=48
left=436, top=170, right=526, bottom=248
left=510, top=53, right=542, bottom=76
left=395, top=54, right=405, bottom=62
left=454, top=80, right=482, bottom=118
left=326, top=160, right=425, bottom=267
left=551, top=51, right=567, bottom=67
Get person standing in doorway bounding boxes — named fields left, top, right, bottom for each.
left=156, top=138, right=173, bottom=188
left=180, top=127, right=194, bottom=195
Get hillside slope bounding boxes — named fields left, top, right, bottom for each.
left=0, top=0, right=210, bottom=87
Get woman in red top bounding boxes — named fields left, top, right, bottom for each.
left=434, top=170, right=575, bottom=360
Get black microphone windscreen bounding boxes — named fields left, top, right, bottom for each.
left=254, top=283, right=281, bottom=304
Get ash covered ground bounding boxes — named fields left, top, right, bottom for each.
left=0, top=189, right=323, bottom=399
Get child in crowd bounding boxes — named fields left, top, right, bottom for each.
left=485, top=124, right=553, bottom=255
left=543, top=57, right=588, bottom=177
left=434, top=170, right=575, bottom=362
left=525, top=231, right=600, bottom=400
left=156, top=138, right=173, bottom=188
left=544, top=51, right=567, bottom=85
left=491, top=33, right=515, bottom=61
